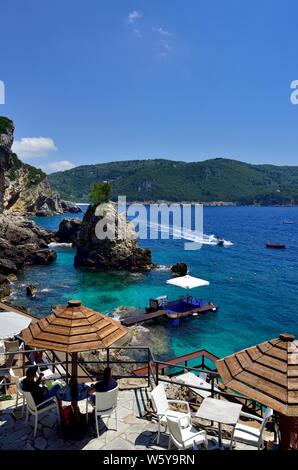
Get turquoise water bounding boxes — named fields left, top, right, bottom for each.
left=11, top=206, right=298, bottom=360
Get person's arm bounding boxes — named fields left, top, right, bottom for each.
left=36, top=373, right=44, bottom=385
left=87, top=386, right=96, bottom=394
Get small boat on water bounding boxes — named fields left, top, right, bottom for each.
left=266, top=243, right=286, bottom=249
left=214, top=235, right=225, bottom=246
left=283, top=220, right=294, bottom=224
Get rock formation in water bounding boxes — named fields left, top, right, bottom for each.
left=0, top=116, right=81, bottom=216
left=74, top=202, right=154, bottom=271
left=0, top=214, right=56, bottom=298
left=55, top=218, right=82, bottom=245
left=171, top=262, right=188, bottom=276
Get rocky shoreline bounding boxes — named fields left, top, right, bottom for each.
left=0, top=214, right=57, bottom=299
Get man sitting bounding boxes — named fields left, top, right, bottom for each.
left=21, top=366, right=63, bottom=413
left=87, top=367, right=117, bottom=404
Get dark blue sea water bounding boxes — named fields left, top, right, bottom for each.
left=11, top=206, right=298, bottom=360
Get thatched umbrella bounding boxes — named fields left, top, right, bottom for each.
left=216, top=333, right=298, bottom=449
left=21, top=300, right=128, bottom=405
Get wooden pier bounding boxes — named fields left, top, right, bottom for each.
left=121, top=303, right=218, bottom=327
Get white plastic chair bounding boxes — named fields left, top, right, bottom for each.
left=4, top=340, right=20, bottom=368
left=231, top=407, right=273, bottom=450
left=9, top=368, right=26, bottom=416
left=22, top=389, right=60, bottom=438
left=151, top=383, right=191, bottom=444
left=86, top=386, right=119, bottom=438
left=166, top=413, right=208, bottom=450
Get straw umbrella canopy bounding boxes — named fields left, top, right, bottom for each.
left=216, top=333, right=298, bottom=449
left=216, top=333, right=298, bottom=416
left=21, top=300, right=128, bottom=403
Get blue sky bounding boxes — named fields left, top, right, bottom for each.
left=1, top=0, right=298, bottom=172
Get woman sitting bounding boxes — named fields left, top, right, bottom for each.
left=88, top=367, right=117, bottom=403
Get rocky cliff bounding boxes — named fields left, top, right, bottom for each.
left=74, top=202, right=154, bottom=271
left=0, top=116, right=81, bottom=216
left=0, top=214, right=56, bottom=299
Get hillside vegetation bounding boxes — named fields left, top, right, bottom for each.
left=48, top=158, right=298, bottom=205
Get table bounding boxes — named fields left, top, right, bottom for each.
left=41, top=368, right=62, bottom=381
left=176, top=372, right=220, bottom=399
left=195, top=397, right=242, bottom=449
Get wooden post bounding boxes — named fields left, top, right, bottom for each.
left=107, top=348, right=110, bottom=368
left=66, top=352, right=69, bottom=384
left=22, top=350, right=25, bottom=378
left=155, top=362, right=159, bottom=385
left=147, top=349, right=150, bottom=388
left=71, top=352, right=78, bottom=408
left=278, top=414, right=298, bottom=450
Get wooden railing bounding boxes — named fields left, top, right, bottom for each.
left=0, top=346, right=263, bottom=416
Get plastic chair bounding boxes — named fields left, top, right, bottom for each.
left=151, top=383, right=191, bottom=444
left=4, top=340, right=20, bottom=368
left=166, top=413, right=207, bottom=450
left=9, top=368, right=26, bottom=416
left=22, top=389, right=60, bottom=438
left=86, top=386, right=119, bottom=438
left=231, top=407, right=273, bottom=450
left=199, top=372, right=208, bottom=382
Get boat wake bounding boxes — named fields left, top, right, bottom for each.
left=146, top=221, right=233, bottom=247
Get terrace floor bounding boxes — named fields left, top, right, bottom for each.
left=0, top=383, right=269, bottom=451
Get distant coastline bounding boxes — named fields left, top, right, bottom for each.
left=75, top=200, right=298, bottom=207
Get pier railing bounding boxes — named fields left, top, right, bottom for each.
left=0, top=346, right=263, bottom=416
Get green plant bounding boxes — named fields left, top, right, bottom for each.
left=89, top=181, right=112, bottom=205
left=0, top=116, right=13, bottom=134
left=0, top=392, right=12, bottom=401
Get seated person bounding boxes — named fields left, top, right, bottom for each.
left=87, top=367, right=117, bottom=403
left=28, top=349, right=48, bottom=371
left=21, top=366, right=63, bottom=413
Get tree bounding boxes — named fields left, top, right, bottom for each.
left=89, top=181, right=112, bottom=205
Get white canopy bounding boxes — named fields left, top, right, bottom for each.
left=0, top=311, right=32, bottom=339
left=166, top=275, right=209, bottom=290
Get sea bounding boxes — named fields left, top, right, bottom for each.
left=10, top=205, right=298, bottom=361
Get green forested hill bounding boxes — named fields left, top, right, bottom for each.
left=48, top=158, right=298, bottom=205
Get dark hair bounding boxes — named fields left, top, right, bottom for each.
left=26, top=365, right=38, bottom=378
left=103, top=367, right=112, bottom=384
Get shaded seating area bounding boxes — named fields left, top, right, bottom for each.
left=0, top=303, right=286, bottom=451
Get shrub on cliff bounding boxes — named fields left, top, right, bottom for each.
left=0, top=116, right=13, bottom=134
left=89, top=181, right=112, bottom=205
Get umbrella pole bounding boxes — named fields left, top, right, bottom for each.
left=71, top=352, right=79, bottom=412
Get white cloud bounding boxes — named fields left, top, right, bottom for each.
left=46, top=160, right=75, bottom=172
left=152, top=26, right=172, bottom=36
left=12, top=137, right=57, bottom=159
left=128, top=10, right=142, bottom=24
